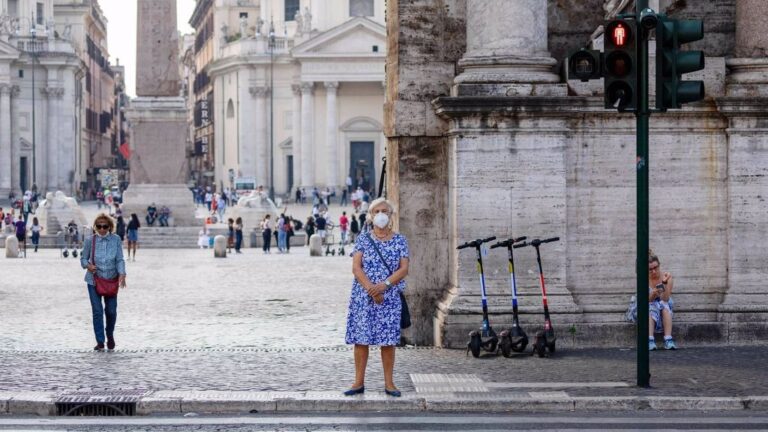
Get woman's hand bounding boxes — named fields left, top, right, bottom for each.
left=662, top=272, right=672, bottom=284
left=87, top=263, right=97, bottom=273
left=119, top=275, right=127, bottom=288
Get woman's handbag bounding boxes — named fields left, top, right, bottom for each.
left=368, top=234, right=412, bottom=329
left=91, top=236, right=120, bottom=298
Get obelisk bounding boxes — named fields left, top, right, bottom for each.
left=122, top=0, right=195, bottom=226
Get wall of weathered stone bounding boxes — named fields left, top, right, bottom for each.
left=384, top=0, right=466, bottom=345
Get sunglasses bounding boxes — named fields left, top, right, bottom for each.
left=95, top=224, right=110, bottom=230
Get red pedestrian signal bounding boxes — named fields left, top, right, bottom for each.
left=604, top=19, right=637, bottom=111
left=612, top=23, right=628, bottom=47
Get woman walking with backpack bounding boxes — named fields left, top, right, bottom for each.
left=80, top=214, right=126, bottom=351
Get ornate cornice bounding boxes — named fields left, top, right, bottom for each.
left=41, top=87, right=65, bottom=98
left=249, top=86, right=270, bottom=97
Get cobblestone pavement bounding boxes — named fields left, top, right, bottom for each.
left=0, top=248, right=352, bottom=351
left=0, top=346, right=766, bottom=398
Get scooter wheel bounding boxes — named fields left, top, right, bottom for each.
left=468, top=334, right=482, bottom=358
left=500, top=335, right=513, bottom=358
left=487, top=338, right=498, bottom=354
left=511, top=336, right=529, bottom=353
left=535, top=336, right=547, bottom=358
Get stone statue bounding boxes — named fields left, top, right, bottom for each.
left=221, top=24, right=229, bottom=44
left=61, top=24, right=72, bottom=40
left=603, top=0, right=633, bottom=19
left=256, top=17, right=265, bottom=36
left=239, top=15, right=247, bottom=38
left=294, top=11, right=303, bottom=36
left=302, top=7, right=312, bottom=34
left=0, top=14, right=13, bottom=36
left=46, top=17, right=55, bottom=39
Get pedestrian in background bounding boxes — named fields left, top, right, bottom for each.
left=14, top=214, right=26, bottom=253
left=261, top=214, right=272, bottom=254
left=350, top=214, right=360, bottom=244
left=285, top=216, right=295, bottom=253
left=29, top=217, right=43, bottom=252
left=115, top=216, right=126, bottom=242
left=80, top=213, right=126, bottom=351
left=344, top=198, right=410, bottom=397
left=277, top=213, right=287, bottom=253
left=339, top=211, right=349, bottom=246
left=648, top=249, right=676, bottom=350
left=235, top=217, right=244, bottom=254
left=305, top=216, right=315, bottom=245
left=227, top=218, right=235, bottom=253
left=126, top=214, right=140, bottom=262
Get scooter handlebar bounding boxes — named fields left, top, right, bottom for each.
left=457, top=236, right=497, bottom=250
left=529, top=237, right=560, bottom=247
left=490, top=236, right=527, bottom=249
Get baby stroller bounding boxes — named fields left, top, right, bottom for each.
left=61, top=223, right=81, bottom=258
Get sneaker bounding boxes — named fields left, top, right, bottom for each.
left=648, top=340, right=657, bottom=351
left=107, top=338, right=115, bottom=351
left=94, top=343, right=105, bottom=351
left=664, top=338, right=677, bottom=350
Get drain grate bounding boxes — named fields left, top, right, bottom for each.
left=55, top=389, right=148, bottom=416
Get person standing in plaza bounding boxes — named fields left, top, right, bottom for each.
left=29, top=217, right=43, bottom=252
left=14, top=214, right=27, bottom=253
left=340, top=188, right=348, bottom=206
left=277, top=213, right=287, bottom=253
left=350, top=214, right=360, bottom=244
left=261, top=214, right=272, bottom=254
left=81, top=214, right=126, bottom=351
left=339, top=211, right=349, bottom=246
left=126, top=214, right=140, bottom=262
left=227, top=218, right=235, bottom=253
left=315, top=212, right=327, bottom=244
left=304, top=216, right=315, bottom=245
left=344, top=198, right=410, bottom=397
left=234, top=217, right=244, bottom=254
left=115, top=216, right=126, bottom=242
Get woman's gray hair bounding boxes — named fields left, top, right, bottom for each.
left=368, top=197, right=395, bottom=216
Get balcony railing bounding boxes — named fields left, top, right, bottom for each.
left=14, top=36, right=76, bottom=55
left=220, top=36, right=293, bottom=59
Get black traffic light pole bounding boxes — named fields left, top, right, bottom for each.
left=635, top=0, right=651, bottom=388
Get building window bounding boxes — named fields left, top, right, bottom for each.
left=36, top=2, right=44, bottom=24
left=349, top=0, right=374, bottom=17
left=8, top=0, right=18, bottom=17
left=18, top=69, right=24, bottom=78
left=285, top=0, right=300, bottom=21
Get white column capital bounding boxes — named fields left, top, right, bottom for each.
left=249, top=86, right=270, bottom=97
left=291, top=84, right=302, bottom=95
left=41, top=87, right=65, bottom=99
left=300, top=81, right=314, bottom=94
left=323, top=81, right=339, bottom=91
left=0, top=84, right=12, bottom=95
left=10, top=85, right=20, bottom=98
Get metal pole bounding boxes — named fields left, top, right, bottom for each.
left=269, top=29, right=275, bottom=202
left=635, top=0, right=650, bottom=388
left=31, top=38, right=36, bottom=189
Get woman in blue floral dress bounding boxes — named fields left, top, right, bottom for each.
left=344, top=198, right=410, bottom=397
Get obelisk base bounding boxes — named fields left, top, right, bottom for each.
left=121, top=184, right=197, bottom=227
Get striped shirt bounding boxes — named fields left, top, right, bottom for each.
left=80, top=233, right=126, bottom=285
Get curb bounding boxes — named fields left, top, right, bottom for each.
left=2, top=392, right=768, bottom=415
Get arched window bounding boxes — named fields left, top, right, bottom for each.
left=285, top=0, right=300, bottom=21
left=349, top=0, right=374, bottom=17
left=226, top=99, right=235, bottom=118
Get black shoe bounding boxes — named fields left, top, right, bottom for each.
left=94, top=343, right=105, bottom=351
left=342, top=386, right=365, bottom=396
left=107, top=338, right=115, bottom=351
left=384, top=388, right=401, bottom=397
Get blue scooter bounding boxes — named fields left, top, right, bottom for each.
left=458, top=236, right=497, bottom=358
left=490, top=236, right=528, bottom=357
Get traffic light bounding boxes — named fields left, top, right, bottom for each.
left=568, top=49, right=602, bottom=82
left=656, top=16, right=705, bottom=110
left=604, top=19, right=637, bottom=111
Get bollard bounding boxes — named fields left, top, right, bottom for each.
left=5, top=236, right=20, bottom=258
left=309, top=234, right=323, bottom=257
left=213, top=235, right=227, bottom=258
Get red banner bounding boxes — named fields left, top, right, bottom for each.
left=119, top=142, right=131, bottom=159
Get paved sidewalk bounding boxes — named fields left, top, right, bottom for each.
left=1, top=346, right=767, bottom=415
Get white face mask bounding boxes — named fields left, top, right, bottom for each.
left=373, top=212, right=389, bottom=229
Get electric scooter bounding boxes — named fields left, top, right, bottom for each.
left=515, top=237, right=560, bottom=358
left=458, top=236, right=498, bottom=358
left=490, top=236, right=528, bottom=357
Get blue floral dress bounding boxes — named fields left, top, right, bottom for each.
left=345, top=233, right=409, bottom=346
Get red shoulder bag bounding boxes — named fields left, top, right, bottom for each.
left=91, top=236, right=120, bottom=297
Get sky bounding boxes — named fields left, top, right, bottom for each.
left=100, top=0, right=197, bottom=97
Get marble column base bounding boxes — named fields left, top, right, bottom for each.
left=726, top=58, right=768, bottom=97
left=121, top=184, right=197, bottom=227
left=453, top=55, right=564, bottom=97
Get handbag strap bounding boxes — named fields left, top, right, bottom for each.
left=367, top=233, right=393, bottom=277
left=90, top=235, right=95, bottom=265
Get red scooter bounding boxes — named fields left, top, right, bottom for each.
left=515, top=237, right=560, bottom=357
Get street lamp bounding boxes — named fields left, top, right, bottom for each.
left=268, top=19, right=275, bottom=202
left=16, top=17, right=39, bottom=190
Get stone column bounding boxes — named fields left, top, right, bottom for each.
left=324, top=81, right=339, bottom=188
left=300, top=81, right=315, bottom=188
left=726, top=0, right=768, bottom=96
left=10, top=85, right=20, bottom=195
left=250, top=86, right=269, bottom=187
left=291, top=84, right=302, bottom=190
left=0, top=84, right=12, bottom=195
left=453, top=0, right=563, bottom=97
left=44, top=87, right=63, bottom=192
